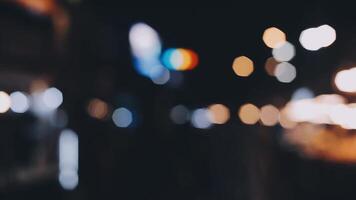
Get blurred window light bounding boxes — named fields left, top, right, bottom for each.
left=299, top=24, right=336, bottom=51
left=0, top=91, right=11, bottom=113
left=112, top=107, right=133, bottom=128
left=87, top=98, right=109, bottom=120
left=43, top=87, right=63, bottom=110
left=162, top=48, right=199, bottom=71
left=10, top=91, right=30, bottom=113
left=208, top=104, right=230, bottom=124
left=260, top=104, right=279, bottom=126
left=274, top=62, right=296, bottom=83
left=334, top=67, right=356, bottom=93
left=272, top=41, right=295, bottom=62
left=232, top=56, right=254, bottom=77
left=265, top=57, right=279, bottom=76
left=291, top=87, right=314, bottom=101
left=262, top=27, right=287, bottom=48
left=170, top=105, right=190, bottom=124
left=238, top=103, right=260, bottom=125
left=59, top=129, right=79, bottom=190
left=191, top=108, right=213, bottom=129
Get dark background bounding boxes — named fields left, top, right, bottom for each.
left=1, top=1, right=356, bottom=200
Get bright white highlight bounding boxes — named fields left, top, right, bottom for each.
left=282, top=94, right=350, bottom=126
left=299, top=24, right=336, bottom=51
left=335, top=67, right=356, bottom=93
left=0, top=91, right=11, bottom=113
left=129, top=23, right=161, bottom=59
left=59, top=129, right=79, bottom=190
left=43, top=87, right=63, bottom=110
left=10, top=91, right=30, bottom=113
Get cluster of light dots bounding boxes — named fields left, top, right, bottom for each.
left=263, top=27, right=295, bottom=62
left=238, top=103, right=295, bottom=128
left=129, top=22, right=199, bottom=86
left=162, top=48, right=199, bottom=71
left=0, top=88, right=63, bottom=114
left=86, top=98, right=134, bottom=128
left=265, top=57, right=296, bottom=83
left=299, top=24, right=336, bottom=51
left=30, top=86, right=64, bottom=117
left=261, top=27, right=297, bottom=83
left=170, top=104, right=230, bottom=129
left=129, top=22, right=166, bottom=81
left=232, top=56, right=254, bottom=77
left=279, top=92, right=356, bottom=130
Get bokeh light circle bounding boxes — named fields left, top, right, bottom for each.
left=274, top=62, right=297, bottom=83
left=232, top=56, right=254, bottom=77
left=0, top=91, right=11, bottom=113
left=191, top=108, right=213, bottom=129
left=208, top=104, right=230, bottom=124
left=10, top=91, right=30, bottom=113
left=112, top=107, right=133, bottom=128
left=260, top=104, right=279, bottom=126
left=238, top=103, right=260, bottom=125
left=262, top=27, right=286, bottom=48
left=272, top=41, right=295, bottom=62
left=162, top=48, right=198, bottom=71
